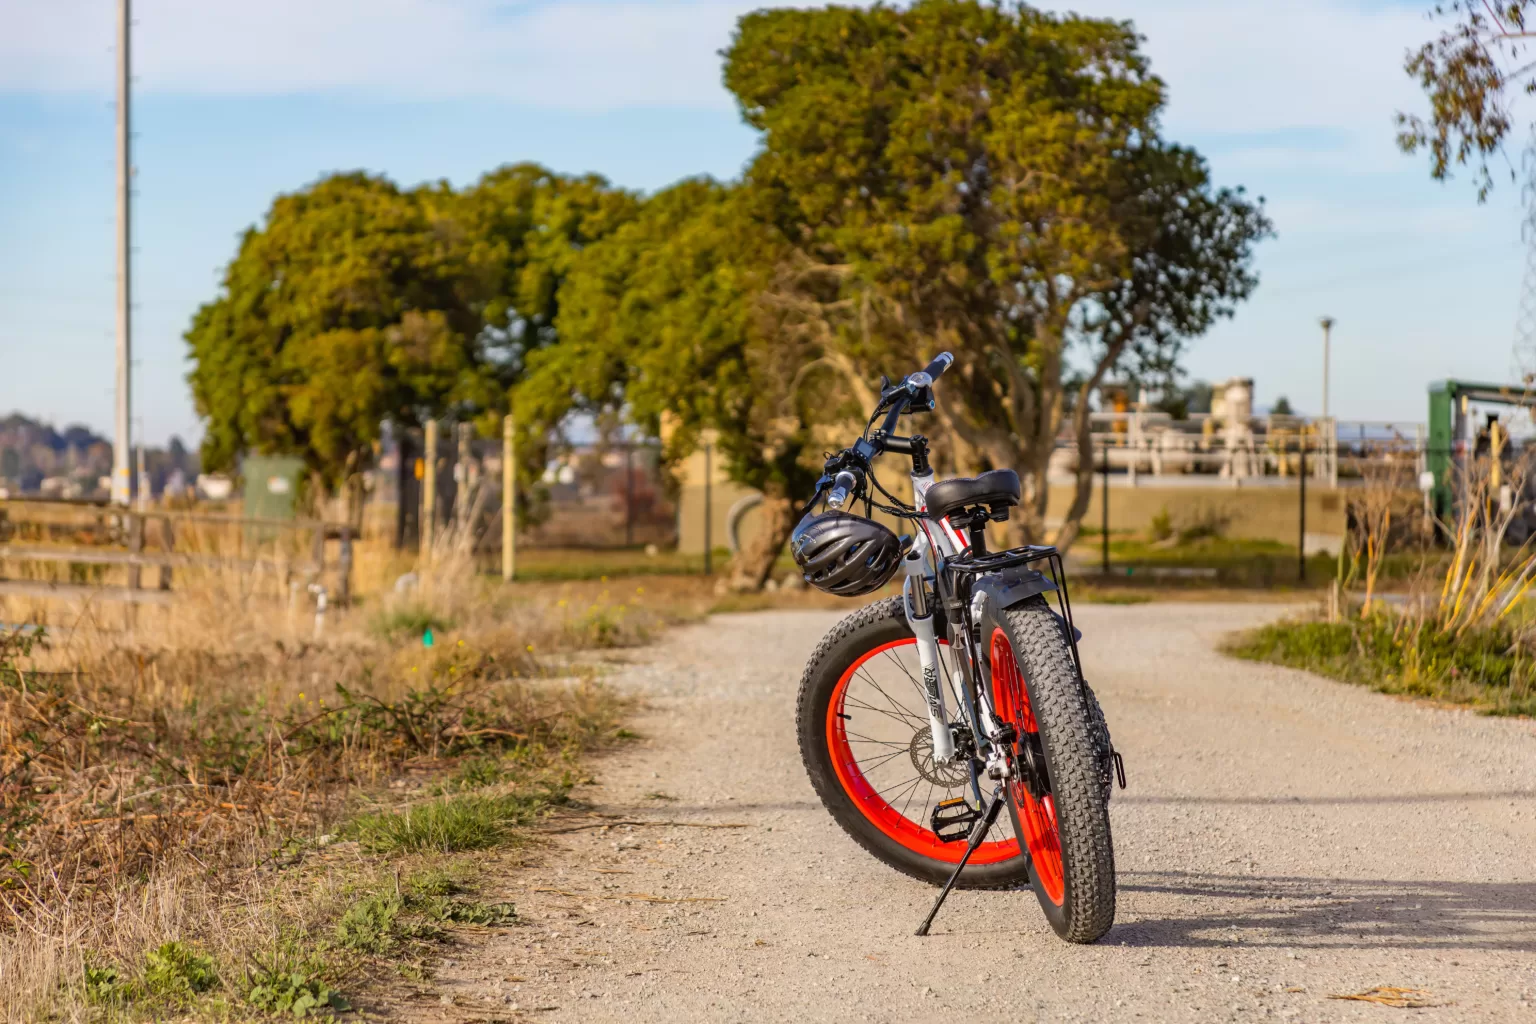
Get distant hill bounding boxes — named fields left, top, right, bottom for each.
left=0, top=414, right=198, bottom=500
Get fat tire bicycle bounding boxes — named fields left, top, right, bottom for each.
left=790, top=353, right=1123, bottom=942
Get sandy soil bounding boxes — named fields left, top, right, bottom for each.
left=412, top=603, right=1536, bottom=1023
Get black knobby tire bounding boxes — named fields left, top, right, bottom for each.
left=979, top=595, right=1117, bottom=942
left=796, top=597, right=1033, bottom=890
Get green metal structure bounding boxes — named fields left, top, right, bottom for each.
left=1426, top=379, right=1536, bottom=520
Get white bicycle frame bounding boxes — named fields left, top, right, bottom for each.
left=901, top=470, right=1001, bottom=768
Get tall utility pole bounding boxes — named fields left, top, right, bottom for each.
left=1318, top=316, right=1334, bottom=420
left=112, top=0, right=133, bottom=506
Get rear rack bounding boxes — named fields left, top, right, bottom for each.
left=944, top=544, right=1084, bottom=681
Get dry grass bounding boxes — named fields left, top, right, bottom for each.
left=0, top=531, right=686, bottom=1021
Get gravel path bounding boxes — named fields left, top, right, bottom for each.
left=425, top=603, right=1536, bottom=1022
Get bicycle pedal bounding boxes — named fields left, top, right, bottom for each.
left=930, top=798, right=982, bottom=843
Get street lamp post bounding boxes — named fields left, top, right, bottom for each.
left=1319, top=316, right=1336, bottom=487
left=1319, top=316, right=1334, bottom=420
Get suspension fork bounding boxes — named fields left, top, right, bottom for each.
left=902, top=550, right=954, bottom=764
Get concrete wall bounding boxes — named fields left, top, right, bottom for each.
left=1046, top=477, right=1347, bottom=549
left=676, top=464, right=1350, bottom=557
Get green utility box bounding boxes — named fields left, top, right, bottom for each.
left=241, top=455, right=306, bottom=545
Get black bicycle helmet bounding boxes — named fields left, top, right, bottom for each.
left=790, top=511, right=905, bottom=597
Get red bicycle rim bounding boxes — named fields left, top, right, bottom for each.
left=827, top=639, right=1021, bottom=865
left=990, top=628, right=1066, bottom=905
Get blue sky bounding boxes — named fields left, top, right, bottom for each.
left=0, top=0, right=1527, bottom=446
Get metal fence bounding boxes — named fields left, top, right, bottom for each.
left=365, top=425, right=677, bottom=556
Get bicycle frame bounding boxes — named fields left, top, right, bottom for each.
left=902, top=469, right=1007, bottom=789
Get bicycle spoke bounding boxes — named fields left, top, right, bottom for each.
left=873, top=773, right=925, bottom=803
left=850, top=747, right=909, bottom=773
left=858, top=667, right=925, bottom=724
left=842, top=695, right=923, bottom=728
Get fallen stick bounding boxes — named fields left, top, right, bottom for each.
left=73, top=802, right=251, bottom=827
left=537, top=819, right=748, bottom=834
left=533, top=886, right=725, bottom=904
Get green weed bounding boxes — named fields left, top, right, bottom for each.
left=81, top=960, right=125, bottom=1007
left=142, top=940, right=218, bottom=1002
left=244, top=946, right=348, bottom=1019
left=370, top=602, right=455, bottom=640
left=347, top=791, right=550, bottom=854
left=335, top=892, right=403, bottom=954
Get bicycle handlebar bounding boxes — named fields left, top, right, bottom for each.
left=826, top=470, right=858, bottom=510
left=799, top=352, right=954, bottom=518
left=921, top=352, right=953, bottom=383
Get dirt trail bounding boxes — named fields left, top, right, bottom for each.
left=422, top=604, right=1536, bottom=1022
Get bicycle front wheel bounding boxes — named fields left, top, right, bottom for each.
left=796, top=597, right=1031, bottom=889
left=981, top=596, right=1116, bottom=943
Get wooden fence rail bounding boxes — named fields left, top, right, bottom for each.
left=0, top=503, right=353, bottom=606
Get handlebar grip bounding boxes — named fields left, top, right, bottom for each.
left=826, top=470, right=858, bottom=510
left=922, top=352, right=954, bottom=381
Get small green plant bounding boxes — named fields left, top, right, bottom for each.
left=348, top=791, right=551, bottom=854
left=81, top=960, right=126, bottom=1006
left=142, top=940, right=218, bottom=1002
left=1174, top=502, right=1232, bottom=544
left=406, top=867, right=468, bottom=899
left=1148, top=506, right=1174, bottom=543
left=335, top=892, right=403, bottom=954
left=371, top=602, right=455, bottom=641
left=424, top=897, right=518, bottom=926
left=449, top=755, right=507, bottom=791
left=244, top=947, right=348, bottom=1019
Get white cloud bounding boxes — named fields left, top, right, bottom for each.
left=0, top=0, right=757, bottom=110
left=1, top=0, right=1435, bottom=123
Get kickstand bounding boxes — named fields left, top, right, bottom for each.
left=915, top=785, right=1006, bottom=936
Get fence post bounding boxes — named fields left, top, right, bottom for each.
left=456, top=421, right=473, bottom=533
left=1298, top=437, right=1308, bottom=584
left=311, top=523, right=326, bottom=585
left=421, top=418, right=438, bottom=560
left=704, top=443, right=713, bottom=576
left=158, top=514, right=174, bottom=591
left=338, top=525, right=353, bottom=606
left=502, top=412, right=515, bottom=582
left=1100, top=444, right=1110, bottom=575
left=625, top=442, right=635, bottom=548
left=126, top=511, right=143, bottom=591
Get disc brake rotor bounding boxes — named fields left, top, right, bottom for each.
left=908, top=727, right=971, bottom=788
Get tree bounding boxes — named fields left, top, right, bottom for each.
left=1399, top=2, right=1536, bottom=199
left=1272, top=395, right=1294, bottom=416
left=520, top=179, right=839, bottom=588
left=186, top=166, right=636, bottom=488
left=186, top=173, right=502, bottom=485
left=724, top=0, right=1271, bottom=549
left=453, top=164, right=640, bottom=432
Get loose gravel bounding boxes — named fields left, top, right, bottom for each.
left=419, top=603, right=1536, bottom=1023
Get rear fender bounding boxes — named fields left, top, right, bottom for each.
left=970, top=567, right=1082, bottom=642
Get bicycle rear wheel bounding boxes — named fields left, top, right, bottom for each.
left=981, top=596, right=1116, bottom=942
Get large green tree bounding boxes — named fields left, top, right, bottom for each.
left=520, top=179, right=841, bottom=588
left=186, top=166, right=635, bottom=487
left=724, top=0, right=1271, bottom=548
left=186, top=173, right=500, bottom=487
left=1399, top=1, right=1536, bottom=199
